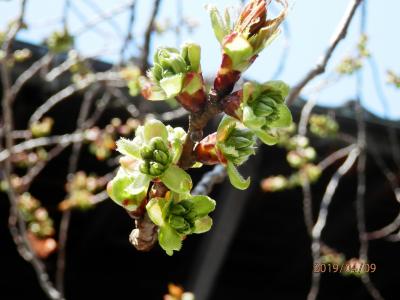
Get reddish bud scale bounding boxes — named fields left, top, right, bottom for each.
left=128, top=197, right=148, bottom=219
left=213, top=54, right=241, bottom=96
left=236, top=0, right=269, bottom=37
left=176, top=72, right=207, bottom=112
left=213, top=52, right=258, bottom=97
left=194, top=133, right=227, bottom=165
left=27, top=232, right=57, bottom=259
left=141, top=83, right=152, bottom=100
left=221, top=90, right=243, bottom=120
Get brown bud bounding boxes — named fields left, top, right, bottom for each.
left=221, top=90, right=243, bottom=120
left=194, top=133, right=227, bottom=165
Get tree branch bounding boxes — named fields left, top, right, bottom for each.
left=286, top=0, right=363, bottom=106
left=140, top=0, right=162, bottom=72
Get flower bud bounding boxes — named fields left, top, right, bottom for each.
left=153, top=149, right=170, bottom=165
left=46, top=29, right=74, bottom=53
left=139, top=161, right=151, bottom=174
left=140, top=145, right=154, bottom=160
left=142, top=45, right=207, bottom=112
left=149, top=161, right=166, bottom=176
left=261, top=175, right=288, bottom=192
left=222, top=81, right=292, bottom=145
left=150, top=136, right=169, bottom=153
left=210, top=0, right=288, bottom=95
left=303, top=164, right=322, bottom=183
left=309, top=114, right=339, bottom=138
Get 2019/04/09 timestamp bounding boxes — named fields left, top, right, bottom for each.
left=313, top=263, right=376, bottom=273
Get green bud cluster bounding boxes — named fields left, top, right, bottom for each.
left=240, top=81, right=292, bottom=146
left=146, top=194, right=215, bottom=255
left=18, top=193, right=55, bottom=238
left=144, top=43, right=202, bottom=100
left=287, top=147, right=316, bottom=168
left=220, top=127, right=256, bottom=166
left=261, top=163, right=322, bottom=193
left=168, top=200, right=196, bottom=235
left=46, top=29, right=74, bottom=54
left=309, top=114, right=339, bottom=138
left=252, top=90, right=285, bottom=123
left=139, top=137, right=171, bottom=176
left=152, top=48, right=187, bottom=82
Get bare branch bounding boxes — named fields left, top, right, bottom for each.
left=308, top=148, right=360, bottom=300
left=29, top=71, right=122, bottom=125
left=119, top=1, right=136, bottom=65
left=12, top=53, right=53, bottom=97
left=286, top=0, right=363, bottom=106
left=192, top=165, right=227, bottom=196
left=0, top=132, right=85, bottom=162
left=301, top=179, right=313, bottom=235
left=317, top=144, right=357, bottom=171
left=56, top=86, right=100, bottom=295
left=141, top=0, right=162, bottom=72
left=73, top=0, right=135, bottom=37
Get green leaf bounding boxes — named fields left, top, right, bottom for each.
left=263, top=80, right=290, bottom=100
left=208, top=5, right=229, bottom=44
left=182, top=73, right=203, bottom=95
left=160, top=165, right=193, bottom=194
left=242, top=106, right=265, bottom=129
left=226, top=161, right=250, bottom=190
left=143, top=119, right=168, bottom=144
left=216, top=115, right=236, bottom=142
left=269, top=104, right=292, bottom=128
left=146, top=197, right=169, bottom=226
left=125, top=172, right=151, bottom=196
left=158, top=225, right=182, bottom=256
left=223, top=35, right=253, bottom=70
left=187, top=195, right=216, bottom=219
left=254, top=128, right=279, bottom=145
left=139, top=77, right=168, bottom=101
left=116, top=137, right=140, bottom=158
left=181, top=43, right=201, bottom=72
left=193, top=216, right=213, bottom=234
left=168, top=128, right=185, bottom=164
left=107, top=168, right=147, bottom=211
left=159, top=73, right=184, bottom=98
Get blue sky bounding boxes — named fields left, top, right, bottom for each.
left=1, top=0, right=399, bottom=119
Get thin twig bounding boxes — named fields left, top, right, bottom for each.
left=301, top=178, right=313, bottom=235
left=192, top=165, right=227, bottom=196
left=1, top=1, right=64, bottom=299
left=81, top=0, right=124, bottom=37
left=12, top=53, right=53, bottom=98
left=286, top=0, right=363, bottom=106
left=308, top=148, right=360, bottom=300
left=73, top=0, right=136, bottom=37
left=56, top=85, right=100, bottom=295
left=119, top=1, right=136, bottom=65
left=29, top=71, right=122, bottom=125
left=21, top=144, right=68, bottom=190
left=367, top=56, right=400, bottom=170
left=317, top=144, right=357, bottom=171
left=354, top=2, right=383, bottom=297
left=0, top=132, right=85, bottom=162
left=366, top=144, right=400, bottom=240
left=141, top=0, right=162, bottom=72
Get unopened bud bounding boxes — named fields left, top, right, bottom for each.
left=153, top=149, right=169, bottom=165
left=150, top=137, right=169, bottom=153
left=149, top=162, right=165, bottom=176
left=140, top=145, right=154, bottom=160
left=170, top=204, right=187, bottom=216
